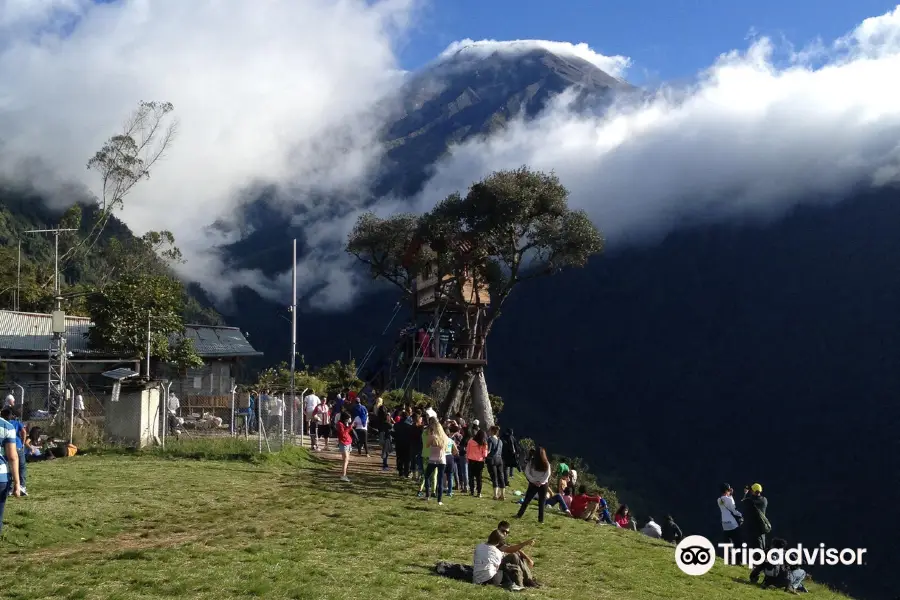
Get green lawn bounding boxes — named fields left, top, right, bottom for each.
left=0, top=442, right=849, bottom=599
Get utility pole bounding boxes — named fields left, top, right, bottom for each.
left=15, top=240, right=21, bottom=311
left=25, top=227, right=77, bottom=414
left=146, top=311, right=152, bottom=379
left=290, top=239, right=299, bottom=446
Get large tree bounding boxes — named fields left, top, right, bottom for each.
left=347, top=167, right=604, bottom=426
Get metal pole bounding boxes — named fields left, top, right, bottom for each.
left=146, top=311, right=151, bottom=379
left=257, top=392, right=263, bottom=453
left=280, top=394, right=285, bottom=447
left=230, top=386, right=236, bottom=436
left=54, top=230, right=59, bottom=301
left=16, top=240, right=21, bottom=311
left=163, top=381, right=172, bottom=449
left=290, top=239, right=298, bottom=446
left=67, top=383, right=75, bottom=444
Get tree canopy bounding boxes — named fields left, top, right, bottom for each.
left=347, top=166, right=604, bottom=328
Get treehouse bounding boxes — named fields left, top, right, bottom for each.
left=392, top=235, right=490, bottom=369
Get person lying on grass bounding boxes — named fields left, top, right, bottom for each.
left=473, top=528, right=536, bottom=591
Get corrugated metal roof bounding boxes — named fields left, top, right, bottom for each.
left=0, top=310, right=260, bottom=359
left=176, top=325, right=262, bottom=358
left=0, top=310, right=92, bottom=353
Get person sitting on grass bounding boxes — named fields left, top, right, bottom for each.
left=750, top=537, right=809, bottom=593
left=473, top=529, right=535, bottom=591
left=597, top=498, right=614, bottom=525
left=335, top=412, right=354, bottom=483
left=615, top=504, right=637, bottom=530
left=496, top=520, right=542, bottom=588
left=662, top=514, right=684, bottom=544
left=640, top=516, right=662, bottom=538
left=569, top=485, right=601, bottom=520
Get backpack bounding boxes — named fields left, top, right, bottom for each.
left=757, top=509, right=772, bottom=534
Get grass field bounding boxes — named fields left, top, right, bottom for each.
left=0, top=440, right=849, bottom=599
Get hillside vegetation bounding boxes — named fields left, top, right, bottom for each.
left=0, top=442, right=850, bottom=600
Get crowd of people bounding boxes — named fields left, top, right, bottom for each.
left=298, top=386, right=810, bottom=594
left=0, top=384, right=807, bottom=594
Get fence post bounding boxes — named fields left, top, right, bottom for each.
left=230, top=386, right=237, bottom=437
left=66, top=383, right=75, bottom=445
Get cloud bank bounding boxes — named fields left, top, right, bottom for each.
left=416, top=6, right=900, bottom=247
left=0, top=0, right=416, bottom=300
left=2, top=2, right=900, bottom=313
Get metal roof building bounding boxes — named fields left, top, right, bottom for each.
left=0, top=310, right=261, bottom=359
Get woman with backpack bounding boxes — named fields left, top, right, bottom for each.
left=486, top=425, right=506, bottom=500
left=515, top=445, right=552, bottom=523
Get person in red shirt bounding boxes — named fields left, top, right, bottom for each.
left=335, top=412, right=354, bottom=482
left=614, top=504, right=636, bottom=530
left=569, top=485, right=602, bottom=520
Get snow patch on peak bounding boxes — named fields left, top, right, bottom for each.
left=438, top=38, right=631, bottom=78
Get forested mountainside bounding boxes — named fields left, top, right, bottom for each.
left=0, top=185, right=221, bottom=325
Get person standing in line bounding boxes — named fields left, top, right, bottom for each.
left=467, top=429, right=488, bottom=498
left=456, top=425, right=470, bottom=494
left=353, top=400, right=369, bottom=457
left=501, top=428, right=519, bottom=485
left=443, top=427, right=459, bottom=497
left=423, top=419, right=449, bottom=505
left=410, top=413, right=425, bottom=481
left=0, top=410, right=22, bottom=533
left=335, top=412, right=354, bottom=482
left=486, top=425, right=506, bottom=500
left=718, top=483, right=743, bottom=547
left=376, top=399, right=393, bottom=471
left=393, top=411, right=411, bottom=478
left=515, top=446, right=551, bottom=523
left=303, top=390, right=320, bottom=437
left=741, top=483, right=769, bottom=550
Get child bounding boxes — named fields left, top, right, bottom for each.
left=335, top=412, right=354, bottom=482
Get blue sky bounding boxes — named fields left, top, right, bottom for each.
left=400, top=0, right=900, bottom=82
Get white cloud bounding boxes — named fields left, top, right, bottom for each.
left=0, top=0, right=416, bottom=298
left=3, top=3, right=900, bottom=314
left=437, top=38, right=631, bottom=78
left=415, top=5, right=900, bottom=248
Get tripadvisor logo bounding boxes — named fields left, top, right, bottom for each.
left=675, top=535, right=868, bottom=576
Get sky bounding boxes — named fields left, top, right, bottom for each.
left=400, top=0, right=900, bottom=80
left=1, top=0, right=900, bottom=309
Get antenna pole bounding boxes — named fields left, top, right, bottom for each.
left=15, top=240, right=21, bottom=311
left=290, top=239, right=298, bottom=446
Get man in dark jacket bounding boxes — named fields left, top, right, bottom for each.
left=741, top=483, right=769, bottom=550
left=661, top=515, right=684, bottom=544
left=500, top=429, right=519, bottom=486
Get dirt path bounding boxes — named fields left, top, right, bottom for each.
left=307, top=437, right=390, bottom=477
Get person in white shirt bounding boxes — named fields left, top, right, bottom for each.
left=74, top=388, right=86, bottom=423
left=3, top=392, right=16, bottom=413
left=641, top=516, right=662, bottom=538
left=514, top=446, right=552, bottom=523
left=303, top=392, right=320, bottom=425
left=718, top=483, right=743, bottom=546
left=424, top=405, right=438, bottom=421
left=167, top=392, right=180, bottom=415
left=269, top=395, right=284, bottom=433
left=473, top=528, right=535, bottom=590
left=310, top=397, right=329, bottom=451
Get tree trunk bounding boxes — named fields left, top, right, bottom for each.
left=470, top=368, right=494, bottom=428
left=440, top=365, right=474, bottom=417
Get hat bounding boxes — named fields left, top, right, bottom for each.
left=751, top=483, right=763, bottom=493
left=472, top=419, right=480, bottom=426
